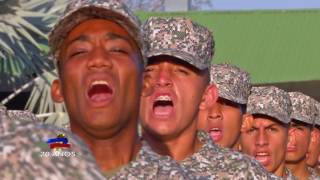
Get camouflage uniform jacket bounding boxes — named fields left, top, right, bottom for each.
left=284, top=168, right=298, bottom=180
left=109, top=140, right=194, bottom=180
left=308, top=167, right=320, bottom=180
left=0, top=106, right=105, bottom=180
left=180, top=131, right=280, bottom=180
left=1, top=106, right=194, bottom=179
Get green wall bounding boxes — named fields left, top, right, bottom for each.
left=137, top=10, right=320, bottom=84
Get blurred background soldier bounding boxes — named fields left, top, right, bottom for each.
left=286, top=92, right=319, bottom=180
left=198, top=64, right=251, bottom=150
left=306, top=101, right=320, bottom=175
left=240, top=86, right=296, bottom=179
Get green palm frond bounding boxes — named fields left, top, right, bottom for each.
left=25, top=70, right=69, bottom=128
left=0, top=0, right=68, bottom=127
left=0, top=0, right=67, bottom=90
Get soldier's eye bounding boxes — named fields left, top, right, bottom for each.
left=175, top=68, right=189, bottom=75
left=247, top=128, right=257, bottom=134
left=109, top=47, right=129, bottom=54
left=145, top=67, right=154, bottom=73
left=70, top=49, right=87, bottom=58
left=267, top=127, right=278, bottom=133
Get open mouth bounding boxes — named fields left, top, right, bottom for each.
left=209, top=127, right=222, bottom=142
left=255, top=152, right=270, bottom=166
left=152, top=95, right=174, bottom=118
left=87, top=80, right=113, bottom=103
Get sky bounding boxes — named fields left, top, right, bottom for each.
left=212, top=0, right=320, bottom=10
left=141, top=0, right=320, bottom=11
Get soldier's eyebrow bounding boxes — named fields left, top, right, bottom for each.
left=66, top=33, right=132, bottom=48
left=251, top=122, right=279, bottom=130
left=66, top=35, right=89, bottom=47
left=104, top=32, right=131, bottom=44
left=265, top=124, right=279, bottom=129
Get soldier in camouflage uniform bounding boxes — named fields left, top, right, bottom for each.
left=239, top=86, right=296, bottom=179
left=286, top=92, right=320, bottom=180
left=48, top=0, right=191, bottom=178
left=307, top=101, right=320, bottom=176
left=0, top=105, right=105, bottom=180
left=140, top=17, right=276, bottom=179
left=197, top=64, right=251, bottom=150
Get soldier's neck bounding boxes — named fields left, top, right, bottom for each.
left=231, top=139, right=241, bottom=151
left=274, top=161, right=286, bottom=178
left=143, top=121, right=202, bottom=161
left=286, top=158, right=310, bottom=180
left=70, top=120, right=141, bottom=173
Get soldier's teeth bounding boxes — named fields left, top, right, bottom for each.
left=156, top=95, right=172, bottom=101
left=91, top=80, right=109, bottom=87
left=256, top=152, right=268, bottom=156
left=210, top=128, right=220, bottom=132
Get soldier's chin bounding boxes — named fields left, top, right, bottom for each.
left=285, top=155, right=304, bottom=164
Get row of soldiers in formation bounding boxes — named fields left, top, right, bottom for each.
left=0, top=0, right=319, bottom=179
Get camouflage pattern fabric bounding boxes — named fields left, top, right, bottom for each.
left=0, top=106, right=105, bottom=180
left=284, top=168, right=298, bottom=180
left=1, top=106, right=194, bottom=179
left=180, top=131, right=279, bottom=179
left=7, top=109, right=40, bottom=123
left=210, top=64, right=251, bottom=104
left=49, top=0, right=145, bottom=65
left=315, top=101, right=320, bottom=126
left=247, top=86, right=292, bottom=124
left=142, top=17, right=214, bottom=70
left=0, top=106, right=45, bottom=137
left=308, top=167, right=320, bottom=180
left=109, top=141, right=195, bottom=180
left=289, top=92, right=317, bottom=125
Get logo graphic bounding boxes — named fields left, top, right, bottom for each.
left=47, top=134, right=71, bottom=150
left=40, top=134, right=75, bottom=157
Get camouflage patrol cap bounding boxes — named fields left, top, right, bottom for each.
left=210, top=64, right=251, bottom=104
left=247, top=86, right=292, bottom=124
left=49, top=0, right=144, bottom=64
left=289, top=92, right=317, bottom=125
left=142, top=17, right=214, bottom=70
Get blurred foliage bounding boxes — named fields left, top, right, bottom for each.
left=0, top=0, right=68, bottom=90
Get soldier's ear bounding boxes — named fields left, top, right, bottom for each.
left=199, top=84, right=218, bottom=110
left=51, top=79, right=64, bottom=103
left=310, top=129, right=320, bottom=143
left=241, top=114, right=254, bottom=132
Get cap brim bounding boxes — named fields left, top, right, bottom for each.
left=247, top=108, right=291, bottom=124
left=290, top=114, right=315, bottom=125
left=146, top=49, right=207, bottom=70
left=218, top=89, right=247, bottom=105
